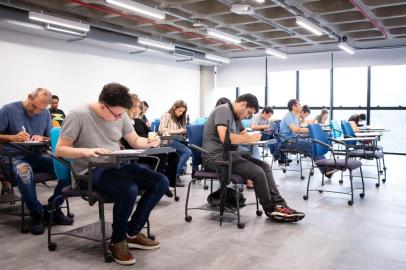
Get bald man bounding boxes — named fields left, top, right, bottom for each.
left=0, top=88, right=73, bottom=235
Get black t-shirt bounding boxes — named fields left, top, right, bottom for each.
left=142, top=115, right=149, bottom=124
left=348, top=114, right=363, bottom=127
left=49, top=108, right=66, bottom=125
left=133, top=118, right=150, bottom=138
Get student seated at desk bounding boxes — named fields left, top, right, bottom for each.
left=278, top=99, right=334, bottom=177
left=49, top=95, right=66, bottom=127
left=122, top=94, right=179, bottom=198
left=202, top=94, right=305, bottom=223
left=56, top=83, right=168, bottom=266
left=159, top=100, right=192, bottom=187
left=249, top=106, right=274, bottom=159
left=314, top=108, right=329, bottom=125
left=0, top=88, right=73, bottom=235
left=299, top=105, right=315, bottom=126
left=348, top=113, right=366, bottom=132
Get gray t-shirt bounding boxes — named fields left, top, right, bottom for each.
left=61, top=104, right=133, bottom=175
left=202, top=103, right=243, bottom=163
left=250, top=113, right=269, bottom=127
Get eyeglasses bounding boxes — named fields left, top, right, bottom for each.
left=105, top=104, right=126, bottom=119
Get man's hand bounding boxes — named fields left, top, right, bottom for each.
left=12, top=131, right=30, bottom=142
left=247, top=133, right=261, bottom=142
left=149, top=137, right=161, bottom=147
left=30, top=135, right=47, bottom=142
left=82, top=148, right=111, bottom=157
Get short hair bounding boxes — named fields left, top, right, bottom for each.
left=321, top=108, right=329, bottom=115
left=287, top=99, right=298, bottom=111
left=143, top=101, right=149, bottom=108
left=51, top=95, right=59, bottom=100
left=29, top=88, right=51, bottom=102
left=99, top=83, right=132, bottom=109
left=236, top=93, right=259, bottom=113
left=262, top=106, right=273, bottom=114
left=215, top=97, right=230, bottom=107
left=302, top=105, right=310, bottom=114
left=359, top=113, right=366, bottom=120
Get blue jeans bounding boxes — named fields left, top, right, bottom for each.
left=92, top=163, right=168, bottom=243
left=168, top=140, right=192, bottom=175
left=0, top=154, right=68, bottom=214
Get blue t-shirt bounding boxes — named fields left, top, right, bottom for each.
left=280, top=111, right=300, bottom=140
left=0, top=101, right=52, bottom=156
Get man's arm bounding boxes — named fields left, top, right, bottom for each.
left=217, top=126, right=260, bottom=145
left=288, top=124, right=308, bottom=134
left=123, top=131, right=160, bottom=149
left=56, top=137, right=111, bottom=159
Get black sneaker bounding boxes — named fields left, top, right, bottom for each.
left=30, top=212, right=45, bottom=235
left=44, top=207, right=74, bottom=225
left=265, top=205, right=305, bottom=223
left=165, top=189, right=174, bottom=198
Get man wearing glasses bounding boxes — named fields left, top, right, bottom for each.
left=56, top=83, right=168, bottom=265
left=0, top=88, right=74, bottom=235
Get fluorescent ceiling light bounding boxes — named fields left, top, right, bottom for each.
left=46, top=25, right=86, bottom=36
left=296, top=16, right=323, bottom=36
left=29, top=11, right=90, bottom=32
left=138, top=37, right=175, bottom=51
left=338, top=43, right=355, bottom=54
left=207, top=28, right=241, bottom=44
left=265, top=48, right=287, bottom=59
left=105, top=0, right=165, bottom=20
left=205, top=53, right=230, bottom=64
left=193, top=58, right=218, bottom=65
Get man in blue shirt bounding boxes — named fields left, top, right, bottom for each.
left=0, top=88, right=73, bottom=235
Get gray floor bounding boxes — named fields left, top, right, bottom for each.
left=1, top=155, right=405, bottom=270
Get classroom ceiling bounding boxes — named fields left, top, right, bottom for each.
left=1, top=0, right=406, bottom=59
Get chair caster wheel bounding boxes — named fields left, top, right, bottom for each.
left=237, top=223, right=245, bottom=229
left=382, top=179, right=386, bottom=183
left=174, top=196, right=180, bottom=202
left=375, top=183, right=380, bottom=188
left=21, top=227, right=29, bottom=234
left=203, top=185, right=209, bottom=190
left=318, top=190, right=323, bottom=193
left=300, top=176, right=305, bottom=180
left=379, top=170, right=383, bottom=174
left=303, top=195, right=308, bottom=200
left=238, top=187, right=244, bottom=192
left=48, top=242, right=57, bottom=251
left=256, top=210, right=263, bottom=216
left=348, top=200, right=353, bottom=206
left=359, top=193, right=365, bottom=198
left=67, top=213, right=74, bottom=219
left=310, top=172, right=314, bottom=176
left=339, top=180, right=344, bottom=184
left=105, top=253, right=114, bottom=263
left=282, top=169, right=286, bottom=173
left=185, top=215, right=192, bottom=222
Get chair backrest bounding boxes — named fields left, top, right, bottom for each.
left=241, top=119, right=251, bottom=128
left=330, top=120, right=343, bottom=139
left=195, top=117, right=207, bottom=125
left=341, top=121, right=357, bottom=145
left=186, top=124, right=205, bottom=167
left=50, top=127, right=71, bottom=182
left=308, top=124, right=330, bottom=157
left=150, top=120, right=160, bottom=132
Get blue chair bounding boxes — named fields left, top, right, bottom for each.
left=150, top=120, right=160, bottom=132
left=341, top=121, right=387, bottom=187
left=304, top=124, right=365, bottom=206
left=195, top=117, right=207, bottom=125
left=330, top=120, right=343, bottom=139
left=185, top=124, right=262, bottom=229
left=241, top=119, right=251, bottom=129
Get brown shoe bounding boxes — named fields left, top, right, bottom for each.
left=127, top=232, right=160, bottom=250
left=109, top=240, right=136, bottom=265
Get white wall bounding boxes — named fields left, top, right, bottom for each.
left=0, top=29, right=200, bottom=121
left=217, top=47, right=406, bottom=88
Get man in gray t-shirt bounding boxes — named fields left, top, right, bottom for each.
left=202, top=94, right=305, bottom=223
left=56, top=83, right=168, bottom=265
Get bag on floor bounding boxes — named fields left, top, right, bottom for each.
left=207, top=187, right=246, bottom=209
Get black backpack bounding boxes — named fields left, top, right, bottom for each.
left=207, top=187, right=246, bottom=209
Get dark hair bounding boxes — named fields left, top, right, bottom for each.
left=321, top=108, right=329, bottom=115
left=287, top=99, right=299, bottom=111
left=99, top=83, right=133, bottom=109
left=168, top=100, right=188, bottom=126
left=215, top=97, right=230, bottom=107
left=143, top=101, right=149, bottom=108
left=262, top=106, right=273, bottom=114
left=236, top=93, right=259, bottom=113
left=51, top=95, right=59, bottom=100
left=302, top=105, right=310, bottom=114
left=359, top=113, right=366, bottom=120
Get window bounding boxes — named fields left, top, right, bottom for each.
left=332, top=110, right=366, bottom=123
left=212, top=87, right=236, bottom=106
left=268, top=71, right=296, bottom=107
left=239, top=86, right=265, bottom=106
left=334, top=67, right=367, bottom=107
left=299, top=69, right=330, bottom=107
left=371, top=65, right=406, bottom=107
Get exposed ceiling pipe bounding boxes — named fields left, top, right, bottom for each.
left=347, top=0, right=388, bottom=38
left=65, top=0, right=245, bottom=50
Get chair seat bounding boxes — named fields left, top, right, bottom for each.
left=61, top=185, right=114, bottom=203
left=194, top=170, right=245, bottom=184
left=33, top=172, right=57, bottom=183
left=349, top=150, right=384, bottom=159
left=315, top=159, right=362, bottom=170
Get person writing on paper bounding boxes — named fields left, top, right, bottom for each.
left=0, top=88, right=73, bottom=235
left=159, top=100, right=192, bottom=187
left=299, top=105, right=314, bottom=126
left=348, top=113, right=366, bottom=132
left=56, top=83, right=168, bottom=265
left=202, top=94, right=305, bottom=223
left=315, top=108, right=329, bottom=125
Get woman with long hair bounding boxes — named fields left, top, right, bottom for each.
left=159, top=100, right=192, bottom=187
